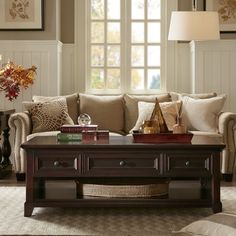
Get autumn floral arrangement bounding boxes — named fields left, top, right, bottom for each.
left=0, top=60, right=36, bottom=101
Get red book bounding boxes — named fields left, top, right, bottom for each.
left=60, top=124, right=98, bottom=133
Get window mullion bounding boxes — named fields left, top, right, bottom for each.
left=144, top=0, right=148, bottom=91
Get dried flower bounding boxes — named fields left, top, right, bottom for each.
left=0, top=61, right=36, bottom=101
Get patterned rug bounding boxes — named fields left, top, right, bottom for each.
left=0, top=186, right=236, bottom=236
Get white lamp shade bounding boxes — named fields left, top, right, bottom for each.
left=168, top=11, right=220, bottom=41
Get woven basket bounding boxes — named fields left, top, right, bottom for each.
left=76, top=181, right=169, bottom=198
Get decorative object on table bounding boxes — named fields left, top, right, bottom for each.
left=57, top=133, right=82, bottom=142
left=139, top=99, right=169, bottom=134
left=60, top=124, right=98, bottom=133
left=0, top=109, right=15, bottom=179
left=132, top=132, right=193, bottom=144
left=205, top=0, right=236, bottom=33
left=150, top=99, right=169, bottom=133
left=0, top=59, right=37, bottom=100
left=172, top=101, right=187, bottom=134
left=82, top=130, right=109, bottom=144
left=0, top=0, right=44, bottom=30
left=77, top=113, right=92, bottom=126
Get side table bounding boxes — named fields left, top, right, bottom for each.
left=0, top=109, right=15, bottom=179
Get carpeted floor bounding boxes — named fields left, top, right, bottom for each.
left=0, top=186, right=236, bottom=236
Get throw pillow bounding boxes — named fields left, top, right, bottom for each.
left=181, top=95, right=226, bottom=132
left=124, top=93, right=171, bottom=133
left=79, top=94, right=125, bottom=134
left=173, top=212, right=236, bottom=236
left=23, top=98, right=74, bottom=133
left=32, top=93, right=79, bottom=124
left=131, top=100, right=181, bottom=132
left=170, top=92, right=217, bottom=101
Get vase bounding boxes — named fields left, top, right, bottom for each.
left=172, top=117, right=186, bottom=134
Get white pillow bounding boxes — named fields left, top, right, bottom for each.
left=173, top=212, right=236, bottom=236
left=181, top=95, right=226, bottom=132
left=131, top=101, right=181, bottom=132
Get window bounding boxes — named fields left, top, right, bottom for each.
left=76, top=0, right=171, bottom=94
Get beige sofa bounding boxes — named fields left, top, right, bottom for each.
left=9, top=92, right=236, bottom=181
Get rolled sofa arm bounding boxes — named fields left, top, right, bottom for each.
left=218, top=112, right=236, bottom=174
left=8, top=111, right=32, bottom=174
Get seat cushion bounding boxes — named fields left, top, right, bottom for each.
left=33, top=93, right=79, bottom=124
left=79, top=94, right=125, bottom=134
left=124, top=93, right=171, bottom=133
left=27, top=131, right=60, bottom=141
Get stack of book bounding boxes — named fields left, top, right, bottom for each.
left=57, top=124, right=98, bottom=142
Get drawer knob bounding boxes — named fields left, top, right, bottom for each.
left=185, top=161, right=190, bottom=167
left=120, top=161, right=126, bottom=167
left=54, top=161, right=60, bottom=167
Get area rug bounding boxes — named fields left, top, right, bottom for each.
left=0, top=186, right=236, bottom=236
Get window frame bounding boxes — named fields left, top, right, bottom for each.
left=74, top=0, right=177, bottom=94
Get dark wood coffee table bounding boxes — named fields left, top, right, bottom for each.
left=21, top=135, right=225, bottom=217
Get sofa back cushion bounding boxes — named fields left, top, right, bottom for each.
left=32, top=93, right=79, bottom=124
left=79, top=94, right=125, bottom=134
left=124, top=94, right=171, bottom=133
left=170, top=92, right=217, bottom=101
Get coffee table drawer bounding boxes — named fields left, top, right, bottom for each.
left=34, top=151, right=79, bottom=177
left=82, top=152, right=161, bottom=177
left=163, top=153, right=211, bottom=177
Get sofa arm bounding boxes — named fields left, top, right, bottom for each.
left=218, top=112, right=236, bottom=175
left=8, top=111, right=32, bottom=174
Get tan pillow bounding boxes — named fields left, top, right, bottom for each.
left=181, top=95, right=226, bottom=132
left=23, top=98, right=74, bottom=133
left=170, top=92, right=217, bottom=101
left=33, top=93, right=79, bottom=124
left=131, top=101, right=181, bottom=132
left=124, top=93, right=171, bottom=133
left=79, top=94, right=124, bottom=134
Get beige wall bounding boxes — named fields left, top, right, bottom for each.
left=61, top=0, right=74, bottom=43
left=0, top=0, right=58, bottom=40
left=0, top=0, right=235, bottom=42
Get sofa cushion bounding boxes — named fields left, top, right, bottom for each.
left=131, top=100, right=181, bottom=132
left=124, top=93, right=171, bottom=133
left=23, top=98, right=74, bottom=133
left=27, top=131, right=61, bottom=141
left=182, top=95, right=226, bottom=132
left=170, top=92, right=217, bottom=101
left=32, top=93, right=79, bottom=124
left=79, top=94, right=125, bottom=134
left=173, top=212, right=236, bottom=236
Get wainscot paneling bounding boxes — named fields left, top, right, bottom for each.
left=0, top=40, right=62, bottom=112
left=61, top=44, right=75, bottom=95
left=190, top=40, right=236, bottom=113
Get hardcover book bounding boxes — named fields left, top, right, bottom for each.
left=60, top=124, right=98, bottom=133
left=57, top=133, right=82, bottom=142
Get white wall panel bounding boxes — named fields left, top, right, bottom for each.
left=0, top=40, right=62, bottom=112
left=190, top=40, right=236, bottom=112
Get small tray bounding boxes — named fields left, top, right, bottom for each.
left=133, top=132, right=193, bottom=144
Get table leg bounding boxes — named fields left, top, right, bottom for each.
left=212, top=153, right=222, bottom=213
left=1, top=128, right=11, bottom=166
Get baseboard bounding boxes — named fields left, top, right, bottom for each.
left=16, top=173, right=25, bottom=181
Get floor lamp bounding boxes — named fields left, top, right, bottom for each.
left=168, top=0, right=220, bottom=93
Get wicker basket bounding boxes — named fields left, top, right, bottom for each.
left=76, top=181, right=169, bottom=198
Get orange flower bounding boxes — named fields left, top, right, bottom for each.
left=0, top=61, right=37, bottom=101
